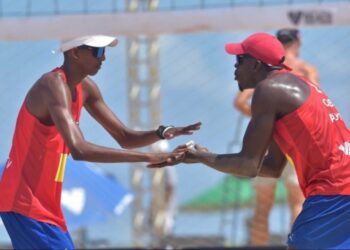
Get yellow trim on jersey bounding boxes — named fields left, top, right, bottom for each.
left=285, top=154, right=295, bottom=168
left=55, top=153, right=68, bottom=182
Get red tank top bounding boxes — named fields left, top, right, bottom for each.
left=0, top=68, right=84, bottom=231
left=273, top=74, right=350, bottom=198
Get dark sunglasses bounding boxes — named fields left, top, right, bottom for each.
left=78, top=45, right=105, bottom=58
left=236, top=54, right=245, bottom=65
left=236, top=54, right=257, bottom=65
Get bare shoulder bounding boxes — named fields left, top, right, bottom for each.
left=32, top=71, right=66, bottom=92
left=254, top=73, right=291, bottom=98
left=27, top=71, right=66, bottom=99
left=26, top=71, right=68, bottom=123
left=41, top=71, right=63, bottom=83
left=253, top=72, right=310, bottom=118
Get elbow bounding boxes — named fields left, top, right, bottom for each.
left=258, top=165, right=283, bottom=178
left=69, top=142, right=89, bottom=161
left=118, top=140, right=132, bottom=149
left=237, top=158, right=260, bottom=178
left=70, top=148, right=85, bottom=161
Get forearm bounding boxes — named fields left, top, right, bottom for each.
left=191, top=152, right=259, bottom=177
left=70, top=141, right=151, bottom=163
left=112, top=129, right=161, bottom=149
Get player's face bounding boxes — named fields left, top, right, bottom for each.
left=77, top=45, right=106, bottom=76
left=234, top=54, right=258, bottom=91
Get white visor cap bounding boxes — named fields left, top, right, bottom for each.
left=59, top=35, right=118, bottom=53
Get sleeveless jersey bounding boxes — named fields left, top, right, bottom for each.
left=0, top=68, right=84, bottom=231
left=273, top=74, right=350, bottom=198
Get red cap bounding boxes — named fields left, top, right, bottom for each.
left=225, top=32, right=291, bottom=71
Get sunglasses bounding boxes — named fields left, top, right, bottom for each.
left=236, top=54, right=259, bottom=66
left=78, top=45, right=105, bottom=58
left=236, top=54, right=245, bottom=65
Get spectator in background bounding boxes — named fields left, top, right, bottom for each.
left=277, top=28, right=319, bottom=83
left=233, top=28, right=319, bottom=245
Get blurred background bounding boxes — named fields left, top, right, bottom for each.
left=0, top=0, right=350, bottom=249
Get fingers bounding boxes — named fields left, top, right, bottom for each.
left=147, top=162, right=168, bottom=168
left=147, top=142, right=203, bottom=169
left=147, top=152, right=184, bottom=168
left=190, top=121, right=202, bottom=127
left=163, top=122, right=201, bottom=139
left=173, top=144, right=189, bottom=152
left=184, top=122, right=202, bottom=131
left=169, top=152, right=186, bottom=162
left=194, top=144, right=209, bottom=152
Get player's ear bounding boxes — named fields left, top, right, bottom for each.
left=66, top=48, right=80, bottom=60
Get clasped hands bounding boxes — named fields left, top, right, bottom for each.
left=147, top=143, right=208, bottom=168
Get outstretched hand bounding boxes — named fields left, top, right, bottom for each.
left=183, top=143, right=209, bottom=163
left=147, top=144, right=189, bottom=168
left=163, top=122, right=202, bottom=139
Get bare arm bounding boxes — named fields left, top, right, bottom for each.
left=83, top=77, right=201, bottom=149
left=234, top=89, right=254, bottom=117
left=83, top=77, right=159, bottom=149
left=149, top=73, right=308, bottom=179
left=258, top=139, right=287, bottom=178
left=154, top=82, right=278, bottom=177
left=187, top=74, right=308, bottom=177
left=29, top=73, right=180, bottom=164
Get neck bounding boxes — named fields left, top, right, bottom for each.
left=61, top=62, right=86, bottom=86
left=284, top=42, right=299, bottom=58
left=258, top=66, right=279, bottom=82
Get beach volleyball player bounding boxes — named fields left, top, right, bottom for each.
left=151, top=32, right=350, bottom=249
left=0, top=35, right=201, bottom=249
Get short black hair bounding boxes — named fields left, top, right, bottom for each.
left=276, top=28, right=300, bottom=45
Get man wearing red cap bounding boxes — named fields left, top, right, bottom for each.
left=233, top=29, right=320, bottom=246
left=150, top=32, right=350, bottom=249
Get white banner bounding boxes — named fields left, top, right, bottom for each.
left=0, top=2, right=349, bottom=40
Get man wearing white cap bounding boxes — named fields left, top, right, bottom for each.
left=0, top=35, right=201, bottom=249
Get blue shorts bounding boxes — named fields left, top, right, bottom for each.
left=288, top=195, right=350, bottom=249
left=0, top=212, right=74, bottom=249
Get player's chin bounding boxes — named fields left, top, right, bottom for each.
left=88, top=68, right=100, bottom=76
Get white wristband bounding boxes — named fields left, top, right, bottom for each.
left=162, top=126, right=174, bottom=138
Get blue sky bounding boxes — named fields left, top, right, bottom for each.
left=0, top=0, right=350, bottom=247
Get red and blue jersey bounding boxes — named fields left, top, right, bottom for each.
left=273, top=74, right=350, bottom=198
left=0, top=68, right=83, bottom=231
